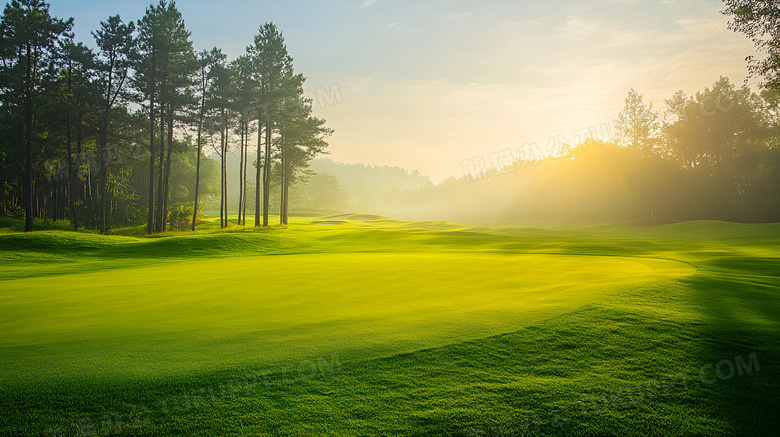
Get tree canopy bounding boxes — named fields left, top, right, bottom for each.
left=722, top=0, right=780, bottom=91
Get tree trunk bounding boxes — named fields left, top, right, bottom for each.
left=53, top=166, right=58, bottom=221
left=156, top=100, right=166, bottom=232
left=263, top=108, right=271, bottom=227
left=99, top=107, right=110, bottom=234
left=279, top=143, right=285, bottom=225
left=219, top=145, right=224, bottom=229
left=220, top=108, right=226, bottom=228
left=242, top=119, right=249, bottom=227
left=223, top=114, right=229, bottom=227
left=66, top=67, right=78, bottom=230
left=61, top=179, right=67, bottom=220
left=192, top=71, right=205, bottom=231
left=77, top=113, right=84, bottom=208
left=255, top=119, right=262, bottom=227
left=86, top=156, right=93, bottom=201
left=282, top=147, right=290, bottom=225
left=147, top=52, right=156, bottom=234
left=238, top=117, right=244, bottom=226
left=99, top=52, right=118, bottom=235
left=163, top=108, right=174, bottom=232
left=24, top=43, right=33, bottom=232
left=285, top=157, right=290, bottom=225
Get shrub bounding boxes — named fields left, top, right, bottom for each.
left=167, top=202, right=194, bottom=231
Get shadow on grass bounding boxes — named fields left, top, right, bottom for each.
left=681, top=255, right=780, bottom=436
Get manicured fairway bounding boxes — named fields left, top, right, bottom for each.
left=0, top=217, right=778, bottom=436
left=0, top=253, right=694, bottom=384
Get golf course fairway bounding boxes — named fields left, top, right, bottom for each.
left=0, top=218, right=777, bottom=436
left=0, top=253, right=694, bottom=383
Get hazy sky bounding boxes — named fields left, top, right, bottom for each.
left=52, top=0, right=759, bottom=182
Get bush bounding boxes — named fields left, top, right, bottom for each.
left=167, top=202, right=194, bottom=231
left=0, top=200, right=24, bottom=219
left=0, top=216, right=74, bottom=232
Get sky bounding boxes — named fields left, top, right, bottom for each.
left=50, top=0, right=760, bottom=183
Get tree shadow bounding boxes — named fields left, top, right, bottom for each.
left=683, top=254, right=780, bottom=435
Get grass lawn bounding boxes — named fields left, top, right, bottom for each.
left=0, top=217, right=778, bottom=436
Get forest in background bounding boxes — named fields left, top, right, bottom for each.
left=0, top=0, right=331, bottom=233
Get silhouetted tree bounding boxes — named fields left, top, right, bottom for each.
left=664, top=77, right=766, bottom=171
left=615, top=88, right=660, bottom=156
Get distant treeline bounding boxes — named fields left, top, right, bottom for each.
left=385, top=78, right=780, bottom=223
left=0, top=0, right=330, bottom=233
left=194, top=158, right=432, bottom=216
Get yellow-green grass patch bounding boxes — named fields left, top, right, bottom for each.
left=0, top=252, right=693, bottom=385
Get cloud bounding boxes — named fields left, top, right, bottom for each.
left=536, top=0, right=562, bottom=12
left=500, top=20, right=524, bottom=28
left=381, top=22, right=400, bottom=31
left=360, top=0, right=376, bottom=8
left=445, top=11, right=472, bottom=20
left=553, top=15, right=600, bottom=40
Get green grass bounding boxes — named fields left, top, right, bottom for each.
left=0, top=217, right=778, bottom=436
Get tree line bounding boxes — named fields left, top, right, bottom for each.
left=0, top=0, right=331, bottom=233
left=382, top=77, right=780, bottom=223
